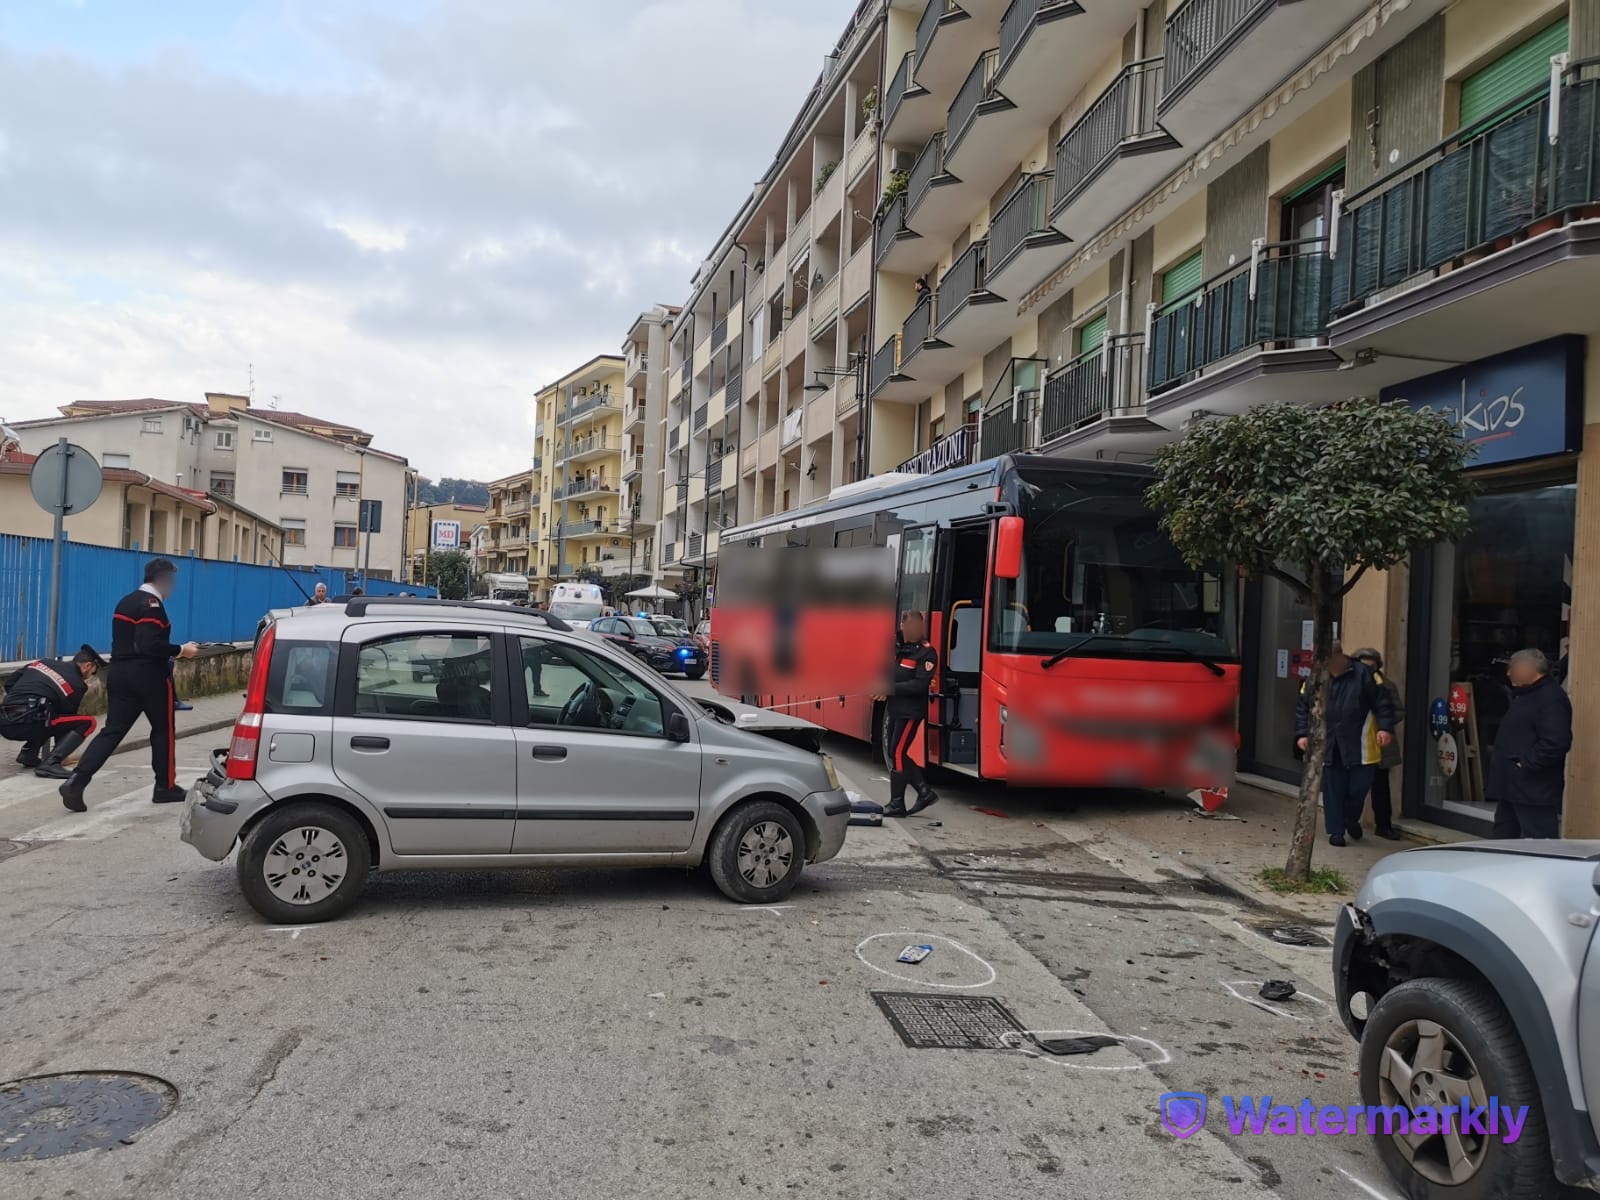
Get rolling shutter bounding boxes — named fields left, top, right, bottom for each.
left=1161, top=250, right=1204, bottom=307
left=1077, top=312, right=1109, bottom=358
left=1459, top=19, right=1568, bottom=132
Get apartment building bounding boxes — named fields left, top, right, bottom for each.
left=481, top=472, right=533, bottom=577
left=623, top=305, right=680, bottom=593
left=531, top=355, right=632, bottom=601
left=14, top=393, right=412, bottom=577
left=407, top=500, right=486, bottom=578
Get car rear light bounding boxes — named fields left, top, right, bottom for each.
left=227, top=624, right=274, bottom=781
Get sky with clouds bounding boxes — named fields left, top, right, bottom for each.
left=0, top=0, right=862, bottom=480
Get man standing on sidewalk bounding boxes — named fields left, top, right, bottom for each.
left=883, top=610, right=939, bottom=819
left=1, top=645, right=106, bottom=777
left=1487, top=648, right=1573, bottom=840
left=1295, top=642, right=1395, bottom=847
left=59, top=559, right=199, bottom=813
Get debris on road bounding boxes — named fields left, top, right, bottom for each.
left=1259, top=980, right=1296, bottom=1002
left=1032, top=1034, right=1121, bottom=1057
left=972, top=807, right=1010, bottom=819
left=849, top=794, right=884, bottom=827
left=897, top=944, right=934, bottom=964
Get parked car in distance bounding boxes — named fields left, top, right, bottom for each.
left=1334, top=840, right=1600, bottom=1197
left=648, top=615, right=706, bottom=652
left=182, top=597, right=850, bottom=923
left=592, top=615, right=707, bottom=679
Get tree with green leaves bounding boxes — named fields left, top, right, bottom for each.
left=1147, top=399, right=1473, bottom=882
left=426, top=550, right=470, bottom=600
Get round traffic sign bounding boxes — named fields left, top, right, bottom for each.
left=28, top=441, right=103, bottom=516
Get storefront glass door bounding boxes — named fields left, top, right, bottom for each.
left=1415, top=481, right=1576, bottom=826
left=1241, top=575, right=1337, bottom=784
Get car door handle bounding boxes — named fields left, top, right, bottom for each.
left=530, top=745, right=568, bottom=761
left=350, top=736, right=390, bottom=751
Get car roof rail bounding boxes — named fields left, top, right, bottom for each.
left=341, top=597, right=573, bottom=631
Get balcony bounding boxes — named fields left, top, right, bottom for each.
left=870, top=332, right=919, bottom=403
left=846, top=120, right=877, bottom=185
left=532, top=455, right=543, bottom=471
left=899, top=295, right=936, bottom=369
left=904, top=133, right=962, bottom=241
left=566, top=432, right=616, bottom=464
left=623, top=453, right=644, bottom=482
left=669, top=426, right=681, bottom=452
left=626, top=350, right=648, bottom=387
left=988, top=174, right=1071, bottom=300
left=711, top=316, right=728, bottom=350
left=1052, top=59, right=1180, bottom=239
left=781, top=409, right=803, bottom=448
left=874, top=191, right=921, bottom=274
left=706, top=455, right=723, bottom=491
left=687, top=532, right=704, bottom=563
left=1042, top=336, right=1156, bottom=450
left=912, top=0, right=971, bottom=104
left=693, top=403, right=708, bottom=433
left=726, top=371, right=743, bottom=411
left=946, top=51, right=1009, bottom=162
left=680, top=357, right=691, bottom=387
left=663, top=544, right=676, bottom=566
left=883, top=51, right=932, bottom=143
left=566, top=392, right=621, bottom=426
left=809, top=273, right=841, bottom=332
left=624, top=402, right=645, bottom=433
left=564, top=477, right=617, bottom=500
left=532, top=423, right=543, bottom=440
left=1325, top=69, right=1600, bottom=376
left=934, top=241, right=1008, bottom=344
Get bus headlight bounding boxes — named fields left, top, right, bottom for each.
left=820, top=754, right=840, bottom=791
left=1000, top=711, right=1042, bottom=762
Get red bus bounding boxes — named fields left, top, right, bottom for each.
left=710, top=455, right=1239, bottom=794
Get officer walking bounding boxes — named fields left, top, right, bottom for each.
left=1, top=645, right=106, bottom=778
left=883, top=610, right=939, bottom=818
left=59, top=558, right=199, bottom=813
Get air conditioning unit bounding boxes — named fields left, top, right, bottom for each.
left=893, top=150, right=916, bottom=173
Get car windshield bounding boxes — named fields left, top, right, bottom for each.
left=650, top=618, right=689, bottom=637
left=621, top=617, right=659, bottom=637
left=989, top=472, right=1239, bottom=661
left=548, top=601, right=604, bottom=622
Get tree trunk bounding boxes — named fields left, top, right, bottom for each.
left=1285, top=572, right=1339, bottom=882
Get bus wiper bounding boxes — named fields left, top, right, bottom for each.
left=1041, top=634, right=1226, bottom=677
left=1041, top=634, right=1119, bottom=670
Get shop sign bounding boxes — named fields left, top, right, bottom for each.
left=431, top=520, right=461, bottom=551
left=1448, top=684, right=1470, bottom=723
left=897, top=427, right=971, bottom=476
left=1382, top=336, right=1584, bottom=470
left=1429, top=697, right=1450, bottom=737
left=1437, top=732, right=1460, bottom=778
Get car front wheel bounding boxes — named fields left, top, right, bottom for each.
left=1358, top=977, right=1554, bottom=1200
left=238, top=801, right=372, bottom=924
left=706, top=800, right=806, bottom=904
left=684, top=666, right=706, bottom=681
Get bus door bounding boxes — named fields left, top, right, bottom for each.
left=893, top=525, right=939, bottom=769
left=932, top=521, right=989, bottom=770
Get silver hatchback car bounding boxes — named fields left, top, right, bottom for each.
left=183, top=598, right=850, bottom=922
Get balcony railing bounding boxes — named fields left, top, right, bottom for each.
left=687, top=532, right=704, bottom=561
left=1149, top=238, right=1330, bottom=393
left=680, top=357, right=692, bottom=386
left=1044, top=335, right=1145, bottom=441
left=711, top=316, right=728, bottom=350
left=870, top=333, right=902, bottom=395
left=565, top=478, right=615, bottom=498
left=989, top=173, right=1055, bottom=277
left=935, top=241, right=987, bottom=332
left=623, top=453, right=644, bottom=479
left=977, top=357, right=1045, bottom=458
left=948, top=50, right=1000, bottom=155
left=1054, top=58, right=1166, bottom=212
left=727, top=371, right=743, bottom=409
left=663, top=544, right=676, bottom=566
left=567, top=432, right=613, bottom=457
left=668, top=426, right=681, bottom=452
left=875, top=191, right=908, bottom=264
left=901, top=294, right=935, bottom=364
left=1333, top=68, right=1600, bottom=316
left=532, top=456, right=543, bottom=471
left=1001, top=0, right=1080, bottom=72
left=706, top=456, right=724, bottom=491
left=693, top=404, right=708, bottom=432
left=915, top=0, right=953, bottom=79
left=884, top=50, right=914, bottom=130
left=907, top=133, right=945, bottom=220
left=1163, top=0, right=1271, bottom=106
left=566, top=392, right=620, bottom=423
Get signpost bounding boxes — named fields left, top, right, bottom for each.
left=28, top=438, right=104, bottom=656
left=359, top=499, right=383, bottom=587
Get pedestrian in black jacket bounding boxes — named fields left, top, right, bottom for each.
left=1353, top=648, right=1405, bottom=840
left=1487, top=648, right=1572, bottom=840
left=1295, top=643, right=1396, bottom=847
left=881, top=610, right=939, bottom=818
left=59, top=558, right=200, bottom=813
left=1, top=645, right=106, bottom=777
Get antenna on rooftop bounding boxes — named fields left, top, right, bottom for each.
left=248, top=363, right=255, bottom=402
left=270, top=394, right=282, bottom=410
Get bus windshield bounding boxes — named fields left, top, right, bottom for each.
left=989, top=474, right=1238, bottom=662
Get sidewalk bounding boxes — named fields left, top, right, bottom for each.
left=1064, top=779, right=1474, bottom=922
left=0, top=692, right=239, bottom=785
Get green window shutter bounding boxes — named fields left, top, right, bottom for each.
left=1460, top=19, right=1568, bottom=131
left=1077, top=312, right=1109, bottom=358
left=1161, top=250, right=1204, bottom=307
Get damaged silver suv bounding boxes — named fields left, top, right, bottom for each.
left=1334, top=839, right=1600, bottom=1197
left=182, top=598, right=850, bottom=923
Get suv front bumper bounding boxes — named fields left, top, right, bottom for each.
left=1331, top=902, right=1365, bottom=1039
left=179, top=750, right=273, bottom=861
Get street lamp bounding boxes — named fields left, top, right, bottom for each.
left=803, top=336, right=868, bottom=481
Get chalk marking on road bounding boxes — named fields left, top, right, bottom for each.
left=738, top=905, right=792, bottom=916
left=1336, top=1166, right=1401, bottom=1200
left=1219, top=979, right=1331, bottom=1022
left=268, top=927, right=309, bottom=939
left=854, top=931, right=997, bottom=990
left=998, top=1029, right=1172, bottom=1072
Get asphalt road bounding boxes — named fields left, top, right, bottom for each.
left=0, top=689, right=1410, bottom=1200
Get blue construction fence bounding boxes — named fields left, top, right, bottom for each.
left=0, top=533, right=437, bottom=661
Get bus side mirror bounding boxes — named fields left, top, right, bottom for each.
left=995, top=517, right=1024, bottom=580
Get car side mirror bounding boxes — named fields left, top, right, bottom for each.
left=995, top=516, right=1024, bottom=580
left=666, top=710, right=692, bottom=742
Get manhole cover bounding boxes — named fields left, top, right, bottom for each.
left=871, top=992, right=1024, bottom=1050
left=0, top=1073, right=177, bottom=1161
left=1254, top=923, right=1332, bottom=948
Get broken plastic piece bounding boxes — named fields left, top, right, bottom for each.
left=897, top=944, right=934, bottom=964
left=1259, top=980, right=1296, bottom=1002
left=850, top=799, right=884, bottom=827
left=1032, top=1034, right=1120, bottom=1057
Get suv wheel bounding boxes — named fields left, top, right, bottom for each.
left=684, top=666, right=706, bottom=681
left=1359, top=977, right=1554, bottom=1199
left=707, top=800, right=806, bottom=904
left=238, top=802, right=372, bottom=924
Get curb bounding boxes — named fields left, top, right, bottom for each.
left=116, top=717, right=236, bottom=758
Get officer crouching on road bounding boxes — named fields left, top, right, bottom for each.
left=1, top=645, right=107, bottom=778
left=59, top=558, right=199, bottom=813
left=883, top=610, right=940, bottom=819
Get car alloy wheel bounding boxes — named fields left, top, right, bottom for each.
left=736, top=821, right=794, bottom=890
left=1375, top=1017, right=1490, bottom=1186
left=263, top=826, right=350, bottom=906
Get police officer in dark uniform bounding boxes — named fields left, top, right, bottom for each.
left=1, top=645, right=106, bottom=777
left=59, top=558, right=199, bottom=813
left=884, top=610, right=939, bottom=818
